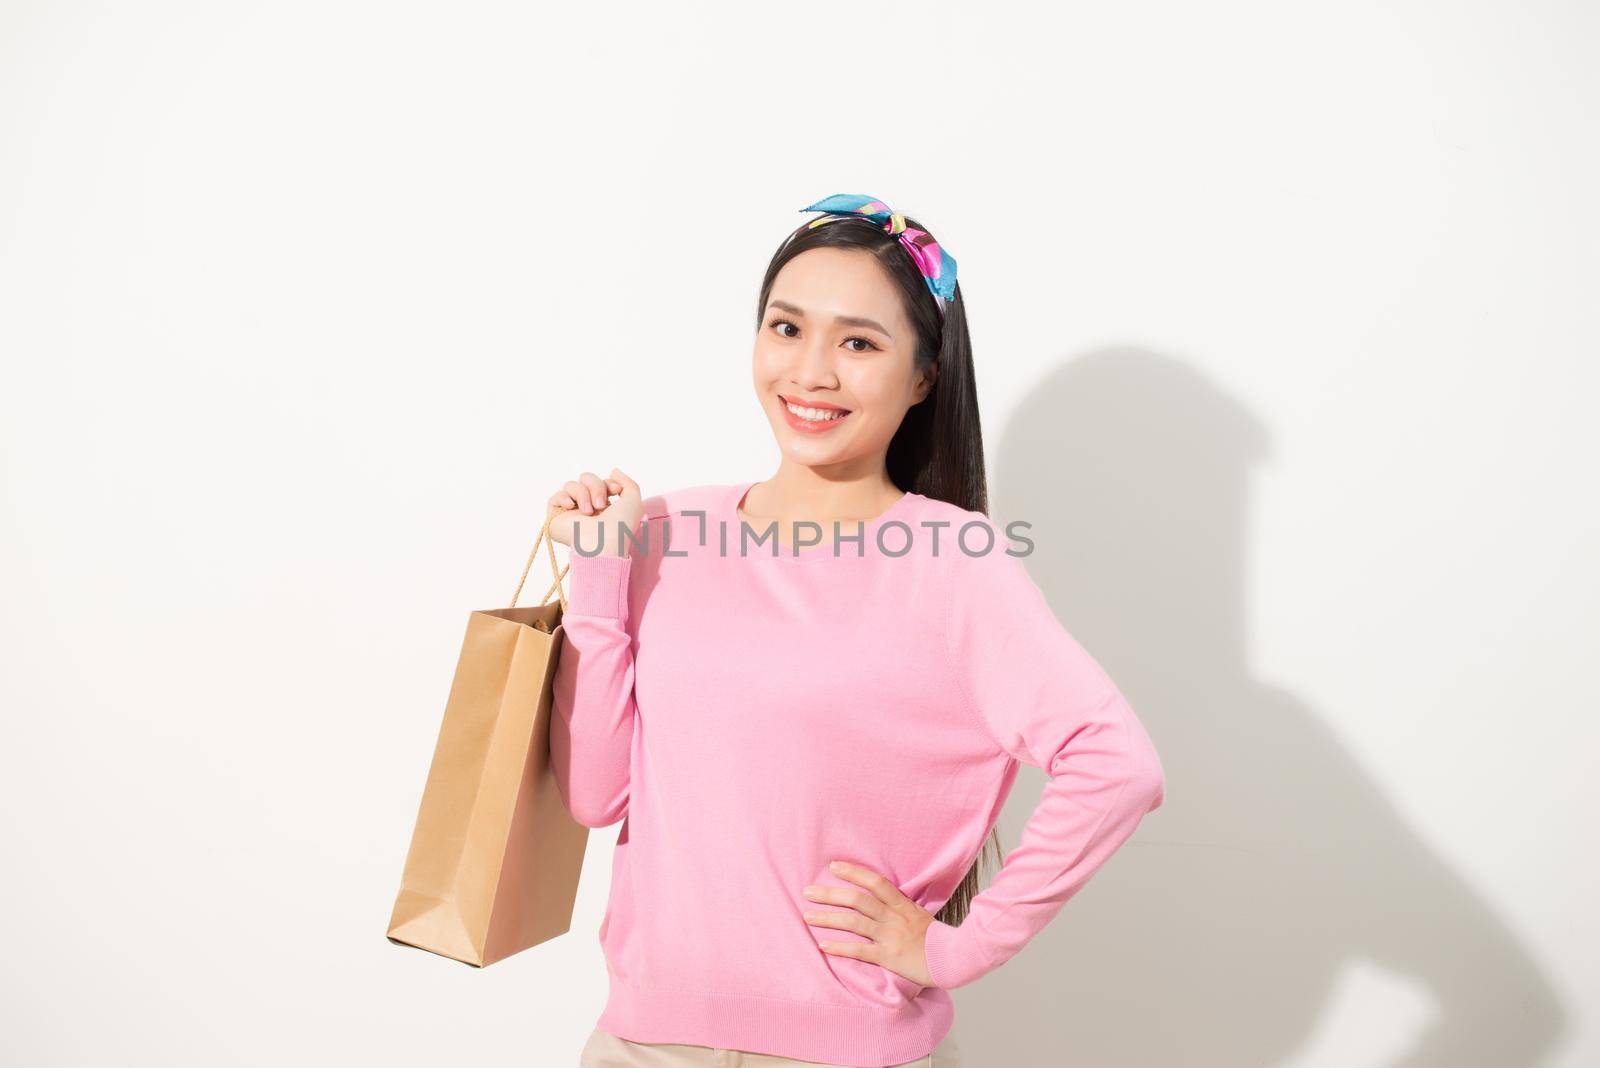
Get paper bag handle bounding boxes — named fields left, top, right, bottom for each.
left=509, top=506, right=571, bottom=610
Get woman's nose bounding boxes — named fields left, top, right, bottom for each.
left=791, top=335, right=838, bottom=385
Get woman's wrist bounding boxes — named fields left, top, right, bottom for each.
left=566, top=546, right=633, bottom=617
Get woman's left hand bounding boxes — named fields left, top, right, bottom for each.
left=801, top=860, right=936, bottom=988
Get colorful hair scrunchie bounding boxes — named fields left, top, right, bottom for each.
left=798, top=194, right=958, bottom=313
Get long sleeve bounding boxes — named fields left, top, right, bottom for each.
left=548, top=546, right=638, bottom=828
left=923, top=532, right=1167, bottom=990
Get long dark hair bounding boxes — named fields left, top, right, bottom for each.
left=754, top=213, right=1003, bottom=929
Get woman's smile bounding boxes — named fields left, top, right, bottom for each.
left=778, top=393, right=853, bottom=434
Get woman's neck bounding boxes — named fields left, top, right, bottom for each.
left=738, top=465, right=904, bottom=532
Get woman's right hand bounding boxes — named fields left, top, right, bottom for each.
left=547, top=468, right=645, bottom=558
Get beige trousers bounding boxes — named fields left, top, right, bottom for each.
left=578, top=1026, right=963, bottom=1068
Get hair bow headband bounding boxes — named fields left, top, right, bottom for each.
left=798, top=193, right=958, bottom=313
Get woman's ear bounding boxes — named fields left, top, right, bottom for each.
left=913, top=362, right=938, bottom=403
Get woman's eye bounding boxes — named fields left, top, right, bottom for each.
left=767, top=320, right=877, bottom=352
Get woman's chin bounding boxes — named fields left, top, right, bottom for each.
left=780, top=425, right=860, bottom=456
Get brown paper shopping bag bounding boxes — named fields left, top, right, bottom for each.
left=386, top=509, right=589, bottom=967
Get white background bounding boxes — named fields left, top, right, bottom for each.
left=2, top=2, right=1595, bottom=1065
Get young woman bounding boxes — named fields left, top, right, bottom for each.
left=545, top=194, right=1167, bottom=1068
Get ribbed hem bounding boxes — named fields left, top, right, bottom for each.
left=922, top=918, right=993, bottom=991
left=595, top=974, right=952, bottom=1067
left=566, top=550, right=632, bottom=618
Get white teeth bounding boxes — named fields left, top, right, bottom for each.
left=786, top=401, right=846, bottom=422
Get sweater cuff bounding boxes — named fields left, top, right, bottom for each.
left=565, top=549, right=633, bottom=619
left=923, top=917, right=995, bottom=991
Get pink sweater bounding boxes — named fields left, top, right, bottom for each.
left=549, top=481, right=1166, bottom=1066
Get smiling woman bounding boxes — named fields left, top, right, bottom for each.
left=742, top=197, right=976, bottom=527
left=547, top=194, right=1166, bottom=1068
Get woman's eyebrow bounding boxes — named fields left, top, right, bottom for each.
left=766, top=300, right=892, bottom=337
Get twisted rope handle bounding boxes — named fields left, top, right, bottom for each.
left=510, top=505, right=571, bottom=610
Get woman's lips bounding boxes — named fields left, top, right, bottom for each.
left=778, top=395, right=852, bottom=435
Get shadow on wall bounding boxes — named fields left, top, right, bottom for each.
left=949, top=348, right=1565, bottom=1067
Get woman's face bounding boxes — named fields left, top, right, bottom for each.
left=752, top=247, right=935, bottom=470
